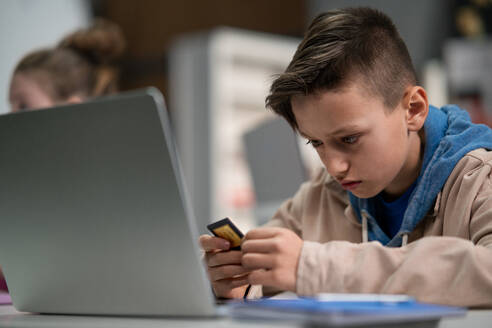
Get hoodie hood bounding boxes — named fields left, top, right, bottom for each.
left=350, top=104, right=492, bottom=246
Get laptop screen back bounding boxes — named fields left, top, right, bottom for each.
left=0, top=88, right=216, bottom=316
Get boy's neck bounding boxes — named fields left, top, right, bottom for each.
left=382, top=130, right=423, bottom=202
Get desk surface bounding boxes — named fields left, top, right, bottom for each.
left=1, top=305, right=492, bottom=328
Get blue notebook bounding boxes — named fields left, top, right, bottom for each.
left=227, top=295, right=466, bottom=327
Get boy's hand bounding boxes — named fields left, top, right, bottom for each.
left=241, top=227, right=303, bottom=292
left=199, top=234, right=250, bottom=299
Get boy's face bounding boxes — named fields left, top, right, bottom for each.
left=291, top=82, right=423, bottom=199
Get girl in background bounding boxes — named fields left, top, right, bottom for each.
left=9, top=18, right=125, bottom=112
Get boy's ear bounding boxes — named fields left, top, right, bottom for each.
left=404, top=86, right=428, bottom=132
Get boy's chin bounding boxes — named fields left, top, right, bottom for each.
left=349, top=188, right=381, bottom=199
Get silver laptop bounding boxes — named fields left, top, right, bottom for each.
left=0, top=88, right=218, bottom=316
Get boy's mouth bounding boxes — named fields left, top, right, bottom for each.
left=339, top=180, right=362, bottom=190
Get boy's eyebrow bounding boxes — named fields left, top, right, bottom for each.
left=298, top=130, right=313, bottom=139
left=329, top=124, right=363, bottom=136
left=298, top=125, right=363, bottom=139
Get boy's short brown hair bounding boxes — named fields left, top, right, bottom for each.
left=266, top=7, right=417, bottom=129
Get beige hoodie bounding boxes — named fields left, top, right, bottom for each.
left=249, top=148, right=492, bottom=308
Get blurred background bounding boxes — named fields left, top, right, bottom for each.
left=2, top=0, right=492, bottom=232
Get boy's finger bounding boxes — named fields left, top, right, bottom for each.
left=241, top=239, right=277, bottom=254
left=199, top=234, right=230, bottom=251
left=209, top=264, right=250, bottom=281
left=207, top=250, right=242, bottom=267
left=247, top=268, right=274, bottom=286
left=212, top=276, right=249, bottom=295
left=241, top=253, right=274, bottom=270
left=244, top=227, right=283, bottom=240
left=224, top=275, right=250, bottom=289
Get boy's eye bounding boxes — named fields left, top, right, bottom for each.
left=341, top=135, right=359, bottom=144
left=306, top=139, right=323, bottom=148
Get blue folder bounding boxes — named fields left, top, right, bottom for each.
left=227, top=296, right=466, bottom=327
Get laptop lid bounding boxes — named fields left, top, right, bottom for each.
left=0, top=88, right=216, bottom=316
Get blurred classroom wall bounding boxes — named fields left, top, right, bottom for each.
left=94, top=0, right=306, bottom=101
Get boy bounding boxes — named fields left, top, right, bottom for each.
left=200, top=7, right=492, bottom=307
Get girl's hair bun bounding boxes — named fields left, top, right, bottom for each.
left=58, top=18, right=126, bottom=65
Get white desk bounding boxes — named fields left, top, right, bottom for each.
left=1, top=305, right=492, bottom=328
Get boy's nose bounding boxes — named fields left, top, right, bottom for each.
left=322, top=154, right=349, bottom=177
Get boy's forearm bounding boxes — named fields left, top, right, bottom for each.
left=297, top=237, right=492, bottom=307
